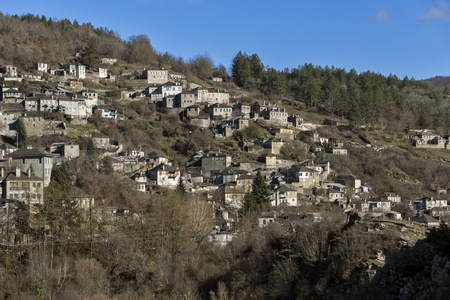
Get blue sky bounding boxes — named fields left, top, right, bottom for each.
left=1, top=0, right=450, bottom=79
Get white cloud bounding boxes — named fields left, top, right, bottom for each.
left=419, top=0, right=450, bottom=22
left=373, top=9, right=390, bottom=22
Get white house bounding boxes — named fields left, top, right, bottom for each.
left=147, top=164, right=180, bottom=188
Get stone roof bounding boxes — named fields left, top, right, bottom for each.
left=4, top=170, right=43, bottom=182
left=149, top=163, right=178, bottom=172
left=5, top=148, right=52, bottom=159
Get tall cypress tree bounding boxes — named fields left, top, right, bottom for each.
left=16, top=118, right=28, bottom=149
left=252, top=171, right=269, bottom=206
left=243, top=192, right=258, bottom=214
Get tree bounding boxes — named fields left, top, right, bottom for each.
left=18, top=79, right=31, bottom=95
left=252, top=171, right=270, bottom=208
left=176, top=176, right=186, bottom=198
left=443, top=86, right=450, bottom=95
left=99, top=156, right=113, bottom=174
left=43, top=163, right=81, bottom=238
left=188, top=53, right=214, bottom=78
left=85, top=139, right=97, bottom=169
left=231, top=51, right=251, bottom=87
left=243, top=192, right=258, bottom=214
left=16, top=118, right=28, bottom=149
left=127, top=34, right=156, bottom=65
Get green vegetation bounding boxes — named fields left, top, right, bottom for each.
left=16, top=117, right=28, bottom=148
left=231, top=52, right=450, bottom=134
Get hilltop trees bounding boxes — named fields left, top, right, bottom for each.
left=230, top=51, right=448, bottom=131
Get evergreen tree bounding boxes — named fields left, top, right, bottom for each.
left=86, top=139, right=97, bottom=169
left=252, top=171, right=270, bottom=206
left=43, top=163, right=81, bottom=238
left=176, top=176, right=186, bottom=198
left=16, top=118, right=28, bottom=149
left=231, top=51, right=251, bottom=87
left=243, top=192, right=258, bottom=214
left=100, top=156, right=114, bottom=174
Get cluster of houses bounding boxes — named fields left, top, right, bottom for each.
left=411, top=130, right=449, bottom=150
left=0, top=59, right=448, bottom=247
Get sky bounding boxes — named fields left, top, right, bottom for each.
left=1, top=0, right=450, bottom=80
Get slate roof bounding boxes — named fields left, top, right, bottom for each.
left=5, top=148, right=52, bottom=159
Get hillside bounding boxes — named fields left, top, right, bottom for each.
left=0, top=12, right=449, bottom=300
left=425, top=76, right=450, bottom=89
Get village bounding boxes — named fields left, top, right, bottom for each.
left=0, top=58, right=449, bottom=247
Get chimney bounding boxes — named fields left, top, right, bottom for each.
left=15, top=168, right=20, bottom=177
left=0, top=167, right=3, bottom=178
left=27, top=169, right=31, bottom=177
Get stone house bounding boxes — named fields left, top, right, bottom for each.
left=20, top=116, right=45, bottom=136
left=190, top=112, right=210, bottom=128
left=49, top=143, right=80, bottom=160
left=223, top=185, right=246, bottom=209
left=236, top=174, right=254, bottom=192
left=201, top=152, right=232, bottom=171
left=369, top=200, right=392, bottom=212
left=178, top=91, right=198, bottom=108
left=39, top=97, right=59, bottom=112
left=36, top=63, right=48, bottom=73
left=4, top=148, right=53, bottom=187
left=1, top=168, right=44, bottom=205
left=147, top=164, right=180, bottom=188
left=413, top=197, right=447, bottom=212
left=142, top=68, right=168, bottom=84
left=328, top=190, right=345, bottom=202
left=233, top=102, right=252, bottom=117
left=95, top=106, right=117, bottom=119
left=130, top=172, right=148, bottom=193
left=235, top=117, right=249, bottom=130
left=58, top=98, right=87, bottom=118
left=23, top=98, right=39, bottom=111
left=147, top=152, right=169, bottom=168
left=258, top=213, right=276, bottom=228
left=196, top=88, right=229, bottom=104
left=332, top=147, right=348, bottom=155
left=271, top=185, right=298, bottom=206
left=288, top=115, right=303, bottom=129
left=70, top=187, right=95, bottom=211
left=206, top=103, right=233, bottom=119
left=271, top=128, right=296, bottom=140
left=0, top=65, right=18, bottom=77
left=160, top=82, right=182, bottom=98
left=98, top=68, right=108, bottom=78
left=1, top=86, right=22, bottom=101
left=286, top=166, right=320, bottom=189
left=381, top=192, right=401, bottom=203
